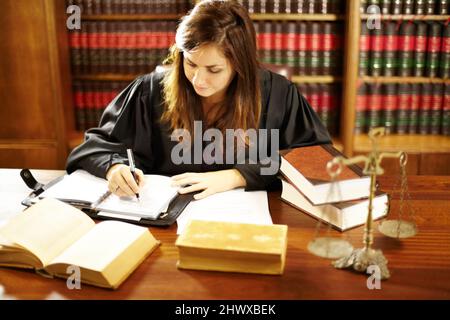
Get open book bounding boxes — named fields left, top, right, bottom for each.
left=37, top=170, right=179, bottom=220
left=280, top=144, right=371, bottom=205
left=0, top=198, right=160, bottom=289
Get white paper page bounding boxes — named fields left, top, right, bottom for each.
left=96, top=175, right=179, bottom=219
left=39, top=170, right=108, bottom=204
left=50, top=221, right=148, bottom=272
left=176, top=188, right=272, bottom=235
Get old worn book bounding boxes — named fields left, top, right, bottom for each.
left=0, top=198, right=159, bottom=289
left=176, top=220, right=288, bottom=275
left=281, top=180, right=389, bottom=231
left=280, top=144, right=371, bottom=205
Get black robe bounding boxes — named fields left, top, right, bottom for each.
left=66, top=69, right=331, bottom=191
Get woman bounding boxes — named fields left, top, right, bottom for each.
left=66, top=0, right=331, bottom=200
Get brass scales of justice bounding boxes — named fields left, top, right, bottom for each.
left=307, top=127, right=418, bottom=280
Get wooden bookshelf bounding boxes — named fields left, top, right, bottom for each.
left=360, top=14, right=450, bottom=21
left=82, top=14, right=182, bottom=20
left=292, top=76, right=341, bottom=84
left=361, top=76, right=450, bottom=84
left=250, top=13, right=344, bottom=21
left=342, top=0, right=450, bottom=162
left=354, top=134, right=450, bottom=153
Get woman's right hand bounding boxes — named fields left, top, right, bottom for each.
left=106, top=164, right=145, bottom=197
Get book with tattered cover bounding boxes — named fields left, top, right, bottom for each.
left=176, top=220, right=287, bottom=275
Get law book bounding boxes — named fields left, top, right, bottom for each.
left=369, top=24, right=383, bottom=76
left=359, top=22, right=370, bottom=76
left=355, top=82, right=368, bottom=134
left=419, top=83, right=433, bottom=134
left=426, top=22, right=442, bottom=78
left=36, top=169, right=179, bottom=220
left=397, top=83, right=411, bottom=134
left=176, top=220, right=288, bottom=275
left=281, top=180, right=389, bottom=231
left=382, top=83, right=398, bottom=134
left=368, top=83, right=382, bottom=129
left=0, top=198, right=160, bottom=289
left=430, top=83, right=444, bottom=134
left=442, top=84, right=450, bottom=135
left=383, top=21, right=398, bottom=77
left=279, top=144, right=371, bottom=205
left=413, top=21, right=428, bottom=77
left=408, top=83, right=420, bottom=134
left=398, top=21, right=415, bottom=77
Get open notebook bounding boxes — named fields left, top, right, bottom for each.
left=37, top=170, right=179, bottom=220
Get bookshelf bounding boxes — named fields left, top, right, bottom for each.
left=2, top=0, right=449, bottom=174
left=66, top=0, right=450, bottom=171
left=347, top=0, right=450, bottom=163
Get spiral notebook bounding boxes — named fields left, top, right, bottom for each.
left=35, top=170, right=180, bottom=220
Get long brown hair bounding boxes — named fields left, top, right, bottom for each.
left=161, top=0, right=261, bottom=137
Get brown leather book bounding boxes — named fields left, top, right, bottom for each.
left=279, top=144, right=371, bottom=205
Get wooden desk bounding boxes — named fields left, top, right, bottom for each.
left=0, top=169, right=449, bottom=300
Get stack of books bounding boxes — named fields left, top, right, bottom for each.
left=279, top=144, right=389, bottom=231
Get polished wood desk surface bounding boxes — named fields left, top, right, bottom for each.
left=0, top=169, right=449, bottom=300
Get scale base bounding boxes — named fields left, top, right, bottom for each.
left=332, top=247, right=390, bottom=280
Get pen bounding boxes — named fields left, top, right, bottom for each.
left=126, top=148, right=140, bottom=201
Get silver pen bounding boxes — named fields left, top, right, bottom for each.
left=126, top=148, right=140, bottom=201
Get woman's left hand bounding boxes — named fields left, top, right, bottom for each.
left=171, top=169, right=247, bottom=200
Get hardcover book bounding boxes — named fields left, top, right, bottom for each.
left=176, top=220, right=288, bottom=275
left=0, top=198, right=160, bottom=289
left=279, top=144, right=371, bottom=205
left=281, top=180, right=389, bottom=231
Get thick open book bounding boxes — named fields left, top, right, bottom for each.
left=281, top=180, right=389, bottom=231
left=0, top=198, right=160, bottom=289
left=37, top=170, right=179, bottom=220
left=280, top=144, right=371, bottom=205
left=176, top=220, right=288, bottom=275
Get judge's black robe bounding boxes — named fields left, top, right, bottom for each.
left=66, top=69, right=331, bottom=191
